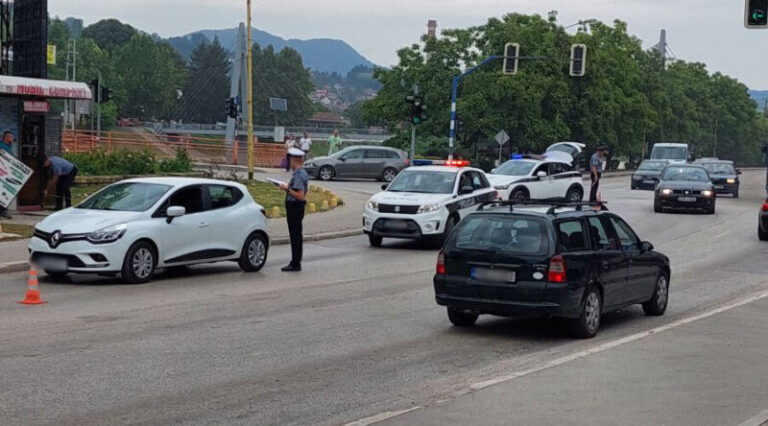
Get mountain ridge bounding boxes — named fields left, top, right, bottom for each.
left=166, top=27, right=376, bottom=75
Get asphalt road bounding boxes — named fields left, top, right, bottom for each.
left=1, top=171, right=767, bottom=425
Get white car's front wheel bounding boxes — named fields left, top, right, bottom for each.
left=121, top=241, right=157, bottom=284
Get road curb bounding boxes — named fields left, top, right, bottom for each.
left=272, top=229, right=363, bottom=246
left=0, top=261, right=29, bottom=274
left=0, top=229, right=364, bottom=275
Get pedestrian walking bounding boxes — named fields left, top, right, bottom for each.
left=0, top=131, right=14, bottom=219
left=44, top=155, right=78, bottom=210
left=589, top=145, right=608, bottom=203
left=284, top=134, right=299, bottom=171
left=327, top=129, right=342, bottom=155
left=280, top=147, right=309, bottom=272
left=299, top=131, right=313, bottom=156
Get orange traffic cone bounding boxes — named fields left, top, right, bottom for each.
left=18, top=265, right=46, bottom=305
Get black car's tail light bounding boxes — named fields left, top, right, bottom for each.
left=436, top=250, right=446, bottom=275
left=548, top=255, right=566, bottom=283
left=762, top=201, right=768, bottom=212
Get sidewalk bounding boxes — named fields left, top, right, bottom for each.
left=382, top=291, right=768, bottom=426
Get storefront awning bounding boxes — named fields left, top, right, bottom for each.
left=0, top=75, right=92, bottom=100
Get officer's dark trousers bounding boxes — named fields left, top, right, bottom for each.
left=56, top=167, right=78, bottom=210
left=285, top=201, right=305, bottom=267
left=589, top=173, right=601, bottom=202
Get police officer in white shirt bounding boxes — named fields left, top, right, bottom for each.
left=299, top=131, right=312, bottom=156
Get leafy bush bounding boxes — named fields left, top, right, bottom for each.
left=64, top=148, right=192, bottom=176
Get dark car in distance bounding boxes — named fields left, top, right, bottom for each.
left=434, top=201, right=670, bottom=338
left=631, top=160, right=668, bottom=190
left=654, top=165, right=716, bottom=214
left=695, top=159, right=741, bottom=197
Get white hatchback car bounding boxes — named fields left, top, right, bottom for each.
left=29, top=177, right=270, bottom=284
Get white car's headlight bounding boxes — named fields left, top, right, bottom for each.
left=660, top=188, right=672, bottom=195
left=366, top=201, right=379, bottom=211
left=87, top=223, right=128, bottom=244
left=417, top=204, right=440, bottom=214
left=494, top=184, right=511, bottom=190
left=701, top=190, right=714, bottom=197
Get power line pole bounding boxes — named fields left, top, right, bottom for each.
left=65, top=39, right=77, bottom=130
left=96, top=70, right=102, bottom=139
left=246, top=0, right=255, bottom=180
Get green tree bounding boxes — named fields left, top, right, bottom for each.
left=181, top=38, right=230, bottom=123
left=253, top=44, right=314, bottom=125
left=364, top=12, right=766, bottom=166
left=113, top=34, right=186, bottom=120
left=82, top=19, right=138, bottom=51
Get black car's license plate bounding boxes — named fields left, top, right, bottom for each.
left=714, top=185, right=724, bottom=189
left=678, top=196, right=696, bottom=202
left=471, top=267, right=516, bottom=283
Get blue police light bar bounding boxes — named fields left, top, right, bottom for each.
left=511, top=154, right=523, bottom=160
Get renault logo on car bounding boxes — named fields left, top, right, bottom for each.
left=49, top=230, right=62, bottom=248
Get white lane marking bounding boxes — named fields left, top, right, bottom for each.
left=343, top=407, right=422, bottom=426
left=737, top=409, right=768, bottom=426
left=344, top=287, right=768, bottom=425
left=472, top=288, right=768, bottom=390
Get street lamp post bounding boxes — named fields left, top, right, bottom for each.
left=563, top=18, right=598, bottom=30
left=246, top=0, right=255, bottom=180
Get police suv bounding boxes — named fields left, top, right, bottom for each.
left=363, top=164, right=497, bottom=247
left=487, top=155, right=584, bottom=203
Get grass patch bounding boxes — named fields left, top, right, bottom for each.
left=1, top=223, right=34, bottom=239
left=69, top=181, right=343, bottom=219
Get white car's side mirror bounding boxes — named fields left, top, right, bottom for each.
left=166, top=206, right=186, bottom=224
left=536, top=171, right=548, bottom=178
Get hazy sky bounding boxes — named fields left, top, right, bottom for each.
left=50, top=0, right=768, bottom=89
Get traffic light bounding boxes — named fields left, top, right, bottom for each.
left=226, top=97, right=238, bottom=119
left=503, top=43, right=519, bottom=75
left=746, top=0, right=768, bottom=28
left=405, top=95, right=427, bottom=125
left=570, top=44, right=587, bottom=77
left=455, top=113, right=465, bottom=136
left=100, top=87, right=111, bottom=103
left=90, top=78, right=100, bottom=102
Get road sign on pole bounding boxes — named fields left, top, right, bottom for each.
left=495, top=130, right=509, bottom=166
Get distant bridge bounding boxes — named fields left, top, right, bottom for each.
left=143, top=122, right=393, bottom=144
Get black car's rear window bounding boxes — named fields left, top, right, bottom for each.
left=448, top=214, right=550, bottom=256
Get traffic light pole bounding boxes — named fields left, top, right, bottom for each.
left=410, top=85, right=419, bottom=164
left=448, top=55, right=500, bottom=161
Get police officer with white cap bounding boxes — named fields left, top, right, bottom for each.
left=280, top=147, right=309, bottom=272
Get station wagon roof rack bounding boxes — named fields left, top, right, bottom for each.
left=476, top=199, right=608, bottom=214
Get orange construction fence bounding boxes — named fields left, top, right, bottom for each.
left=61, top=130, right=286, bottom=168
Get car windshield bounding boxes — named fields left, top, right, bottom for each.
left=493, top=160, right=537, bottom=176
left=700, top=163, right=735, bottom=175
left=448, top=215, right=549, bottom=256
left=651, top=146, right=688, bottom=160
left=77, top=182, right=172, bottom=212
left=387, top=170, right=456, bottom=194
left=638, top=161, right=667, bottom=171
left=661, top=167, right=709, bottom=182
